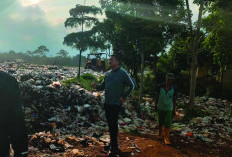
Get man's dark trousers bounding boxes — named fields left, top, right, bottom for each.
left=0, top=137, right=10, bottom=157
left=104, top=104, right=121, bottom=149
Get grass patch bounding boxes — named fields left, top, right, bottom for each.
left=62, top=73, right=101, bottom=90
left=98, top=75, right=104, bottom=83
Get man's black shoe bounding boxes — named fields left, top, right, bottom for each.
left=109, top=147, right=122, bottom=156
left=104, top=144, right=111, bottom=151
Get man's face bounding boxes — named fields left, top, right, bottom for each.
left=109, top=56, right=119, bottom=68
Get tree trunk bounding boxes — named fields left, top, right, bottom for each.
left=108, top=44, right=111, bottom=58
left=139, top=47, right=145, bottom=103
left=186, top=0, right=204, bottom=109
left=189, top=49, right=197, bottom=109
left=78, top=4, right=84, bottom=79
left=78, top=50, right=82, bottom=78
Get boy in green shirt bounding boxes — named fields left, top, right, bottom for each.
left=155, top=73, right=176, bottom=144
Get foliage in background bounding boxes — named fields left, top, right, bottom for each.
left=143, top=72, right=156, bottom=97
left=182, top=106, right=210, bottom=123
left=2, top=0, right=232, bottom=104
left=33, top=46, right=49, bottom=56
left=64, top=4, right=103, bottom=78
left=104, top=0, right=186, bottom=75
left=202, top=0, right=232, bottom=68
left=0, top=52, right=86, bottom=67
left=97, top=0, right=187, bottom=101
left=56, top=49, right=69, bottom=58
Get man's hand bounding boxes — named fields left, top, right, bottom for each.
left=119, top=97, right=125, bottom=104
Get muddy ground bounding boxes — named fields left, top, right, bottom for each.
left=26, top=131, right=232, bottom=157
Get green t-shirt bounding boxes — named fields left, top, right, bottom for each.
left=157, top=83, right=176, bottom=111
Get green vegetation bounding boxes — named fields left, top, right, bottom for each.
left=64, top=4, right=103, bottom=78
left=98, top=75, right=104, bottom=84
left=182, top=107, right=210, bottom=123
left=62, top=73, right=103, bottom=90
left=143, top=72, right=156, bottom=97
left=0, top=52, right=86, bottom=67
left=2, top=0, right=232, bottom=115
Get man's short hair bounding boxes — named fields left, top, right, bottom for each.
left=110, top=54, right=120, bottom=62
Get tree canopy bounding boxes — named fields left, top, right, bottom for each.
left=64, top=4, right=103, bottom=77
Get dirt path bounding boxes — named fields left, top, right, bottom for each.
left=117, top=133, right=187, bottom=157
left=27, top=130, right=232, bottom=157
left=28, top=132, right=196, bottom=157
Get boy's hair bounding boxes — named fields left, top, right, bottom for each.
left=166, top=73, right=175, bottom=80
left=110, top=54, right=120, bottom=62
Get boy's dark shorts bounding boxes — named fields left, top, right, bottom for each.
left=158, top=110, right=172, bottom=128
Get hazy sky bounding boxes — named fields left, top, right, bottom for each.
left=0, top=0, right=199, bottom=57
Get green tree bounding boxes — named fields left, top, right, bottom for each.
left=98, top=0, right=186, bottom=101
left=185, top=0, right=205, bottom=109
left=33, top=45, right=49, bottom=56
left=202, top=0, right=232, bottom=70
left=8, top=50, right=16, bottom=54
left=57, top=49, right=68, bottom=58
left=168, top=30, right=213, bottom=74
left=26, top=50, right=34, bottom=56
left=64, top=4, right=102, bottom=78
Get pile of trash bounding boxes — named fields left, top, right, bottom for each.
left=19, top=72, right=156, bottom=135
left=172, top=96, right=232, bottom=146
left=0, top=61, right=156, bottom=136
left=29, top=131, right=107, bottom=156
left=2, top=60, right=232, bottom=153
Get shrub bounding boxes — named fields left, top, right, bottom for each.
left=182, top=106, right=210, bottom=123
left=62, top=73, right=98, bottom=90
left=81, top=73, right=97, bottom=81
left=143, top=72, right=156, bottom=97
left=98, top=75, right=104, bottom=83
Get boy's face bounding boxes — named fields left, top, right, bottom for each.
left=166, top=78, right=173, bottom=86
